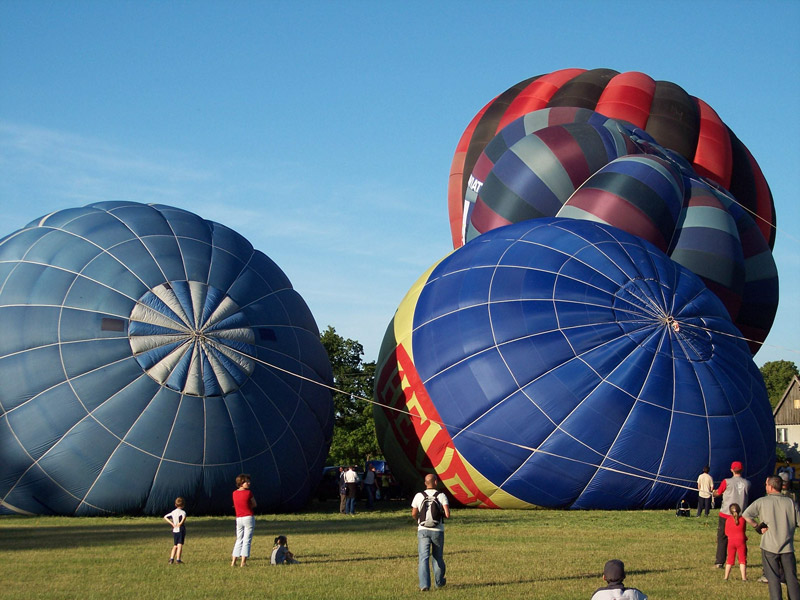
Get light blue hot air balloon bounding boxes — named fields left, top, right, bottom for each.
left=0, top=202, right=333, bottom=515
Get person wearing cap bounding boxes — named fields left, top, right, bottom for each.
left=590, top=559, right=647, bottom=599
left=742, top=475, right=800, bottom=600
left=712, top=461, right=751, bottom=568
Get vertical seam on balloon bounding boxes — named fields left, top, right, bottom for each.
left=592, top=227, right=676, bottom=504
left=250, top=337, right=331, bottom=434
left=102, top=204, right=173, bottom=287
left=38, top=210, right=180, bottom=475
left=457, top=228, right=576, bottom=493
left=423, top=227, right=666, bottom=414
left=0, top=416, right=39, bottom=508
left=1, top=414, right=108, bottom=514
left=75, top=371, right=168, bottom=512
left=557, top=330, right=663, bottom=501
left=641, top=324, right=675, bottom=504
left=43, top=217, right=139, bottom=511
left=202, top=354, right=208, bottom=472
left=593, top=224, right=670, bottom=319
left=5, top=361, right=163, bottom=458
left=152, top=207, right=189, bottom=283
left=240, top=372, right=284, bottom=499
left=544, top=225, right=678, bottom=498
left=215, top=238, right=256, bottom=303
left=570, top=224, right=671, bottom=502
left=221, top=389, right=244, bottom=471
left=694, top=333, right=752, bottom=471
left=245, top=340, right=330, bottom=503
left=148, top=390, right=185, bottom=508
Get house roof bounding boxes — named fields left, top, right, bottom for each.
left=773, top=375, right=800, bottom=416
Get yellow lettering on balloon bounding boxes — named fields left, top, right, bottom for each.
left=433, top=445, right=454, bottom=473
left=419, top=416, right=441, bottom=449
left=442, top=472, right=477, bottom=503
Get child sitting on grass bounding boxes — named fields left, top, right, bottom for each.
left=270, top=535, right=299, bottom=564
left=723, top=502, right=747, bottom=581
left=163, top=497, right=187, bottom=564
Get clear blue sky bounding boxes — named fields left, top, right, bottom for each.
left=1, top=0, right=798, bottom=367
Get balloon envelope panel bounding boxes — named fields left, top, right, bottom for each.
left=0, top=202, right=333, bottom=515
left=374, top=218, right=773, bottom=509
left=464, top=108, right=653, bottom=242
left=448, top=68, right=775, bottom=251
left=468, top=119, right=648, bottom=243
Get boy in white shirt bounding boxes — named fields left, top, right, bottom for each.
left=164, top=497, right=187, bottom=564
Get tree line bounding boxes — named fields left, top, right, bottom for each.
left=319, top=326, right=380, bottom=466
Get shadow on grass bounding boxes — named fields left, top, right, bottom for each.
left=302, top=548, right=479, bottom=564
left=0, top=508, right=413, bottom=551
left=439, top=564, right=767, bottom=591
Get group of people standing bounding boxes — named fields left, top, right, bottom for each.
left=702, top=460, right=800, bottom=600
left=337, top=464, right=380, bottom=514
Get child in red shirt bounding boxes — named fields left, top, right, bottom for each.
left=723, top=502, right=747, bottom=581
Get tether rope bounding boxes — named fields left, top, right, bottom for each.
left=242, top=348, right=724, bottom=494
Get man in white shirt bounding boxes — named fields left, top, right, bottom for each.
left=697, top=466, right=714, bottom=517
left=411, top=474, right=450, bottom=591
left=343, top=465, right=359, bottom=515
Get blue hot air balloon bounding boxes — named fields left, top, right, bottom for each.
left=373, top=218, right=773, bottom=509
left=0, top=202, right=333, bottom=515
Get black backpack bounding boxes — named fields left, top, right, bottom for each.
left=418, top=491, right=444, bottom=527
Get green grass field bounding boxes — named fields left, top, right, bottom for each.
left=0, top=499, right=775, bottom=599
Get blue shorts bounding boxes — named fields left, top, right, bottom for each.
left=172, top=526, right=186, bottom=545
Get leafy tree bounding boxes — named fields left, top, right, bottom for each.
left=319, top=326, right=381, bottom=466
left=760, top=360, right=799, bottom=409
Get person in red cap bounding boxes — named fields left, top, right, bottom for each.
left=590, top=559, right=647, bottom=599
left=712, top=461, right=751, bottom=568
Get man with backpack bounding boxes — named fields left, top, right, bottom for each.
left=411, top=473, right=450, bottom=591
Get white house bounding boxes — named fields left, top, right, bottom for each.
left=774, top=375, right=800, bottom=461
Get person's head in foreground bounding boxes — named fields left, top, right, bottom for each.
left=593, top=558, right=647, bottom=600
left=603, top=559, right=626, bottom=584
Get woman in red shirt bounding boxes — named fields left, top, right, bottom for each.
left=231, top=473, right=257, bottom=567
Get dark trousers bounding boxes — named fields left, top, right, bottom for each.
left=365, top=484, right=376, bottom=508
left=715, top=516, right=728, bottom=565
left=763, top=550, right=800, bottom=600
left=697, top=496, right=712, bottom=517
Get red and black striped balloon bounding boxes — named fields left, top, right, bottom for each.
left=448, top=68, right=775, bottom=251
